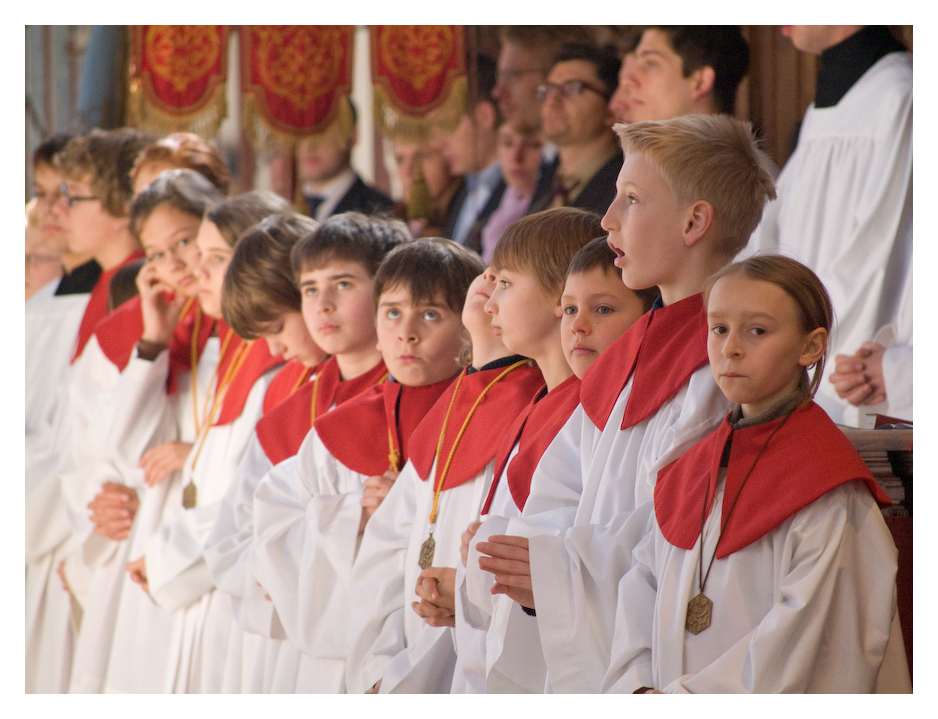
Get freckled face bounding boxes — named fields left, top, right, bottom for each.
left=706, top=274, right=824, bottom=417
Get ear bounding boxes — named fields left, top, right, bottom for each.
left=799, top=327, right=828, bottom=368
left=347, top=127, right=359, bottom=150
left=681, top=200, right=715, bottom=249
left=554, top=295, right=564, bottom=319
left=473, top=101, right=497, bottom=132
left=690, top=66, right=716, bottom=101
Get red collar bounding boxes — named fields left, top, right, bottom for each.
left=655, top=402, right=892, bottom=558
left=71, top=250, right=145, bottom=363
left=212, top=323, right=284, bottom=427
left=580, top=293, right=708, bottom=431
left=315, top=379, right=453, bottom=476
left=166, top=301, right=214, bottom=395
left=95, top=295, right=144, bottom=371
left=263, top=360, right=313, bottom=415
left=255, top=358, right=388, bottom=466
left=409, top=363, right=544, bottom=492
left=481, top=374, right=581, bottom=514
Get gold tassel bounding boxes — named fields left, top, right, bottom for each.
left=243, top=94, right=356, bottom=154
left=373, top=76, right=467, bottom=143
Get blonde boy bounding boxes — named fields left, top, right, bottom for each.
left=472, top=114, right=776, bottom=692
left=253, top=238, right=481, bottom=692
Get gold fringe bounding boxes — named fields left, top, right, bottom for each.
left=373, top=76, right=467, bottom=142
left=243, top=94, right=356, bottom=154
left=127, top=77, right=228, bottom=140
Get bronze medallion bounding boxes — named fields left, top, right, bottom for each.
left=418, top=535, right=436, bottom=570
left=685, top=592, right=712, bottom=635
left=182, top=481, right=197, bottom=509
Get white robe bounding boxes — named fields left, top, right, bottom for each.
left=25, top=336, right=121, bottom=693
left=745, top=52, right=913, bottom=426
left=204, top=430, right=307, bottom=693
left=129, top=344, right=274, bottom=693
left=466, top=367, right=730, bottom=693
left=252, top=428, right=366, bottom=693
left=602, top=481, right=900, bottom=693
left=25, top=278, right=89, bottom=457
left=346, top=458, right=495, bottom=694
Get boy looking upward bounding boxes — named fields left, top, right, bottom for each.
left=472, top=114, right=776, bottom=692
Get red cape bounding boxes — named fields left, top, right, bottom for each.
left=255, top=358, right=388, bottom=466
left=94, top=295, right=144, bottom=371
left=315, top=379, right=453, bottom=477
left=212, top=324, right=284, bottom=427
left=71, top=250, right=145, bottom=363
left=655, top=402, right=892, bottom=558
left=409, top=361, right=544, bottom=492
left=263, top=360, right=313, bottom=415
left=481, top=374, right=580, bottom=514
left=580, top=293, right=708, bottom=431
left=166, top=301, right=214, bottom=395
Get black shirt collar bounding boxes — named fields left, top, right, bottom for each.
left=815, top=26, right=906, bottom=108
left=54, top=259, right=102, bottom=296
left=467, top=354, right=529, bottom=375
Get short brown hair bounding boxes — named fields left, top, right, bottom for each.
left=492, top=207, right=603, bottom=298
left=567, top=236, right=659, bottom=313
left=129, top=169, right=225, bottom=242
left=613, top=115, right=776, bottom=258
left=132, top=132, right=232, bottom=195
left=703, top=254, right=833, bottom=399
left=205, top=191, right=291, bottom=248
left=291, top=212, right=410, bottom=282
left=56, top=128, right=153, bottom=218
left=374, top=237, right=484, bottom=315
left=500, top=26, right=596, bottom=66
left=221, top=213, right=319, bottom=340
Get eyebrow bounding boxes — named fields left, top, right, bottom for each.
left=706, top=310, right=776, bottom=321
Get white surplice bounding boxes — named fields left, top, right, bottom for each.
left=745, top=52, right=913, bottom=426
left=602, top=482, right=900, bottom=693
left=252, top=428, right=366, bottom=693
left=347, top=458, right=495, bottom=694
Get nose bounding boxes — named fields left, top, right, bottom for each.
left=570, top=310, right=590, bottom=335
left=398, top=314, right=419, bottom=343
left=722, top=330, right=744, bottom=358
left=483, top=293, right=498, bottom=316
left=266, top=336, right=286, bottom=357
left=315, top=288, right=334, bottom=314
left=601, top=200, right=619, bottom=232
left=492, top=79, right=508, bottom=100
left=609, top=86, right=628, bottom=120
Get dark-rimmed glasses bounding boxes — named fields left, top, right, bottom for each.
left=59, top=183, right=99, bottom=208
left=535, top=79, right=609, bottom=102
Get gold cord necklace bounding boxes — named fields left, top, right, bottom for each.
left=418, top=360, right=527, bottom=569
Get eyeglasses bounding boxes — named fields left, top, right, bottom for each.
left=59, top=183, right=99, bottom=208
left=535, top=79, right=609, bottom=102
left=496, top=68, right=547, bottom=85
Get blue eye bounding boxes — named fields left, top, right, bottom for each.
left=563, top=305, right=577, bottom=315
left=387, top=308, right=401, bottom=319
left=423, top=309, right=440, bottom=321
left=596, top=305, right=613, bottom=315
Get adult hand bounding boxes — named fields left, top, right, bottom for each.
left=830, top=342, right=887, bottom=406
left=460, top=520, right=481, bottom=567
left=88, top=482, right=139, bottom=541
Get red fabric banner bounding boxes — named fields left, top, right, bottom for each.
left=241, top=25, right=355, bottom=137
left=370, top=25, right=466, bottom=117
left=131, top=25, right=228, bottom=117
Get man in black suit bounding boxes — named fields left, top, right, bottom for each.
left=298, top=104, right=394, bottom=221
left=527, top=43, right=621, bottom=218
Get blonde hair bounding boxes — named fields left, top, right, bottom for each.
left=613, top=114, right=776, bottom=258
left=492, top=207, right=604, bottom=298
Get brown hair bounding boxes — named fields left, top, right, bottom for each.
left=500, top=26, right=596, bottom=65
left=291, top=212, right=410, bottom=282
left=703, top=254, right=833, bottom=398
left=56, top=128, right=154, bottom=217
left=613, top=114, right=776, bottom=258
left=492, top=207, right=604, bottom=298
left=374, top=237, right=484, bottom=315
left=222, top=213, right=319, bottom=340
left=129, top=169, right=225, bottom=242
left=107, top=258, right=145, bottom=314
left=567, top=235, right=659, bottom=313
left=132, top=132, right=232, bottom=195
left=205, top=191, right=291, bottom=248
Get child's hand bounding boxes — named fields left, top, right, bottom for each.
left=476, top=534, right=535, bottom=610
left=359, top=470, right=399, bottom=532
left=137, top=261, right=186, bottom=346
left=411, top=566, right=457, bottom=627
left=139, top=441, right=193, bottom=487
left=88, top=482, right=139, bottom=541
left=460, top=520, right=481, bottom=567
left=830, top=342, right=887, bottom=406
left=126, top=556, right=149, bottom=594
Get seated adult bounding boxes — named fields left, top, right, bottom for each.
left=298, top=101, right=394, bottom=220
left=390, top=136, right=462, bottom=238
left=526, top=43, right=621, bottom=217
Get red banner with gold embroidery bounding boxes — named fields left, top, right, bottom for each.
left=370, top=25, right=467, bottom=140
left=241, top=25, right=355, bottom=145
left=128, top=25, right=229, bottom=137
